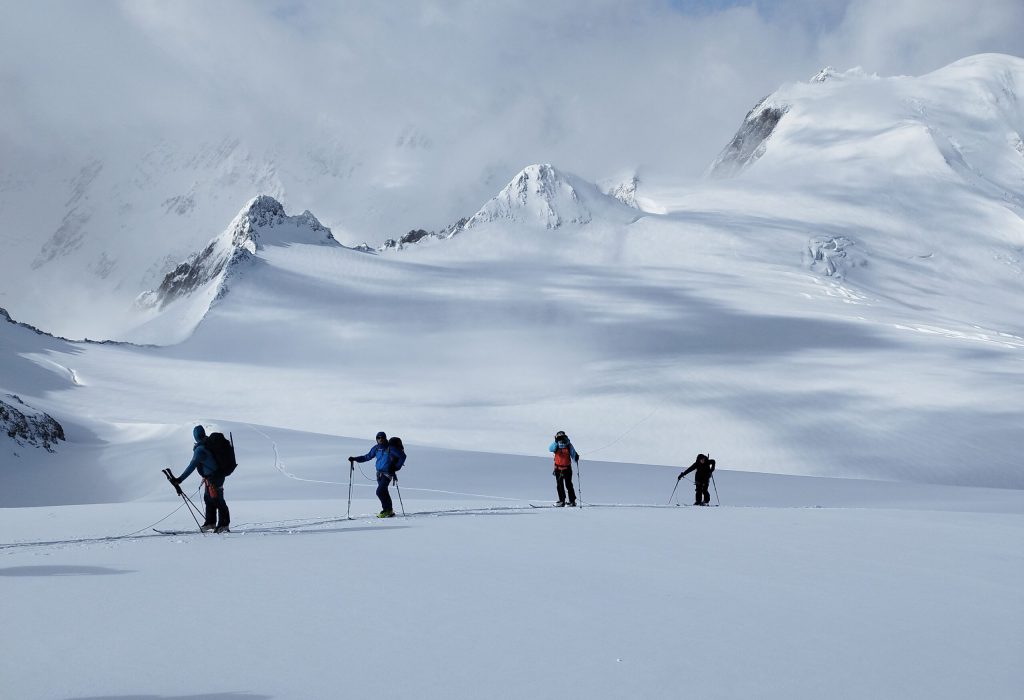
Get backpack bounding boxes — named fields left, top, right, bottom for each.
left=388, top=436, right=406, bottom=472
left=205, top=432, right=238, bottom=476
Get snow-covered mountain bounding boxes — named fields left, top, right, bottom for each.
left=137, top=195, right=338, bottom=309
left=129, top=196, right=342, bottom=344
left=463, top=163, right=639, bottom=229
left=0, top=132, right=502, bottom=340
left=382, top=164, right=639, bottom=250
left=708, top=54, right=1024, bottom=197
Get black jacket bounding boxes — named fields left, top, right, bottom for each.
left=681, top=457, right=716, bottom=483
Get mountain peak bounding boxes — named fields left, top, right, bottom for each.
left=229, top=195, right=335, bottom=253
left=138, top=196, right=338, bottom=311
left=465, top=164, right=598, bottom=230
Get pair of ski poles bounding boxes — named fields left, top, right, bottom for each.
left=162, top=468, right=208, bottom=533
left=668, top=472, right=720, bottom=506
left=347, top=461, right=405, bottom=518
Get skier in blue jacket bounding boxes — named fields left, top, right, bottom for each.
left=172, top=425, right=230, bottom=532
left=349, top=431, right=405, bottom=518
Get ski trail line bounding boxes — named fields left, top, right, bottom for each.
left=245, top=424, right=541, bottom=502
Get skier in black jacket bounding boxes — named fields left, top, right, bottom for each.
left=678, top=454, right=716, bottom=506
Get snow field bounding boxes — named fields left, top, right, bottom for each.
left=1, top=492, right=1021, bottom=699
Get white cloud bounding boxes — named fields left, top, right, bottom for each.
left=0, top=0, right=1020, bottom=221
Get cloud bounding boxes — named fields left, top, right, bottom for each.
left=0, top=0, right=1021, bottom=227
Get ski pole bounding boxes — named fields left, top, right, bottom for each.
left=163, top=468, right=204, bottom=532
left=165, top=469, right=206, bottom=526
left=393, top=475, right=406, bottom=516
left=708, top=453, right=720, bottom=506
left=668, top=479, right=680, bottom=505
left=346, top=459, right=354, bottom=520
left=575, top=456, right=583, bottom=508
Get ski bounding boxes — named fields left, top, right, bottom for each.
left=153, top=528, right=202, bottom=535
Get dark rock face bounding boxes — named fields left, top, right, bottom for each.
left=1, top=394, right=65, bottom=453
left=147, top=242, right=241, bottom=309
left=707, top=99, right=788, bottom=178
left=381, top=217, right=470, bottom=251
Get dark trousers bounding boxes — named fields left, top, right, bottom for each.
left=554, top=467, right=576, bottom=504
left=694, top=481, right=711, bottom=505
left=203, top=476, right=230, bottom=526
left=376, top=473, right=394, bottom=513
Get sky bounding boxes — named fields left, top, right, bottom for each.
left=2, top=0, right=1022, bottom=183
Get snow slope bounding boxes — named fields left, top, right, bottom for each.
left=0, top=427, right=1021, bottom=699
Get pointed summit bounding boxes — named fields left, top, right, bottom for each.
left=464, top=164, right=635, bottom=230
left=138, top=195, right=338, bottom=310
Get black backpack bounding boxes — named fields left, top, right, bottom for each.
left=388, top=436, right=406, bottom=471
left=205, top=432, right=238, bottom=476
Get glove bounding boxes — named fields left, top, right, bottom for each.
left=170, top=476, right=181, bottom=486
left=677, top=473, right=683, bottom=481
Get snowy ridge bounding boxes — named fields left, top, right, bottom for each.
left=705, top=96, right=789, bottom=178
left=382, top=164, right=638, bottom=250
left=137, top=195, right=338, bottom=311
left=599, top=172, right=641, bottom=209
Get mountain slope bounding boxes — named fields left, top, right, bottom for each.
left=129, top=196, right=341, bottom=345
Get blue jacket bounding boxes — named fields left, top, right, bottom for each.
left=354, top=444, right=404, bottom=474
left=179, top=442, right=220, bottom=481
left=549, top=441, right=579, bottom=463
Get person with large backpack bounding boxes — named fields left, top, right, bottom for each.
left=678, top=453, right=716, bottom=506
left=548, top=430, right=580, bottom=507
left=171, top=425, right=233, bottom=532
left=349, top=431, right=405, bottom=518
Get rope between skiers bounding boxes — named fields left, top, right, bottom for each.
left=248, top=423, right=537, bottom=503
